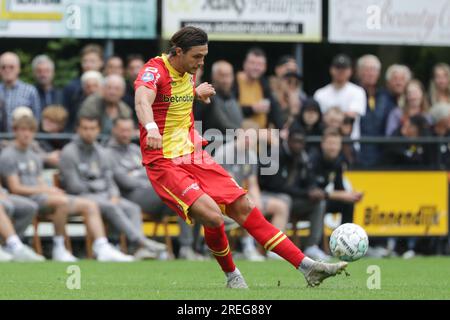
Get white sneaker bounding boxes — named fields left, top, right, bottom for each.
left=134, top=247, right=157, bottom=260
left=10, top=245, right=45, bottom=262
left=304, top=245, right=332, bottom=262
left=0, top=246, right=13, bottom=262
left=402, top=250, right=416, bottom=259
left=303, top=261, right=349, bottom=287
left=52, top=247, right=78, bottom=262
left=96, top=243, right=135, bottom=262
left=142, top=238, right=167, bottom=253
left=243, top=248, right=265, bottom=262
left=226, top=268, right=248, bottom=289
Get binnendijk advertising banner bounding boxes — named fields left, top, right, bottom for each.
left=345, top=171, right=449, bottom=236
left=329, top=0, right=450, bottom=46
left=162, top=0, right=322, bottom=42
left=0, top=0, right=157, bottom=39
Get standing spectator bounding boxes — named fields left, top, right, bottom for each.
left=385, top=64, right=412, bottom=108
left=0, top=52, right=41, bottom=131
left=104, top=56, right=125, bottom=77
left=314, top=54, right=366, bottom=140
left=259, top=127, right=330, bottom=261
left=356, top=54, right=395, bottom=168
left=429, top=63, right=450, bottom=105
left=386, top=79, right=431, bottom=136
left=63, top=44, right=104, bottom=131
left=310, top=129, right=364, bottom=224
left=269, top=55, right=299, bottom=98
left=78, top=74, right=133, bottom=135
left=323, top=106, right=345, bottom=131
left=59, top=115, right=165, bottom=258
left=277, top=71, right=305, bottom=129
left=235, top=48, right=283, bottom=129
left=124, top=54, right=145, bottom=111
left=201, top=60, right=243, bottom=134
left=384, top=115, right=433, bottom=168
left=32, top=55, right=63, bottom=110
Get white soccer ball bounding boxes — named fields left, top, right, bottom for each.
left=329, top=223, right=369, bottom=262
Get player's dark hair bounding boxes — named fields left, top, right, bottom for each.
left=169, top=26, right=208, bottom=55
left=246, top=47, right=266, bottom=60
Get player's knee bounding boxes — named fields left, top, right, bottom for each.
left=203, top=211, right=223, bottom=228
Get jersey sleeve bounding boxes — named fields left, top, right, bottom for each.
left=134, top=61, right=162, bottom=92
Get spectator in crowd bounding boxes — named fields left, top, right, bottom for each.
left=269, top=55, right=299, bottom=98
left=124, top=54, right=145, bottom=111
left=38, top=105, right=69, bottom=167
left=214, top=120, right=290, bottom=261
left=296, top=98, right=323, bottom=137
left=356, top=54, right=395, bottom=168
left=235, top=48, right=283, bottom=129
left=429, top=63, right=450, bottom=105
left=0, top=115, right=132, bottom=262
left=106, top=117, right=177, bottom=258
left=0, top=52, right=41, bottom=131
left=59, top=115, right=166, bottom=259
left=259, top=126, right=330, bottom=261
left=323, top=106, right=345, bottom=131
left=78, top=74, right=133, bottom=135
left=0, top=180, right=43, bottom=261
left=385, top=64, right=412, bottom=108
left=310, top=128, right=364, bottom=224
left=429, top=103, right=450, bottom=169
left=200, top=60, right=243, bottom=134
left=386, top=79, right=431, bottom=136
left=32, top=55, right=63, bottom=110
left=384, top=115, right=433, bottom=168
left=314, top=54, right=366, bottom=140
left=104, top=56, right=125, bottom=77
left=63, top=44, right=104, bottom=131
left=277, top=71, right=305, bottom=129
left=0, top=92, right=4, bottom=131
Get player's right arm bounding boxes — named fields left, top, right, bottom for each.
left=135, top=86, right=162, bottom=150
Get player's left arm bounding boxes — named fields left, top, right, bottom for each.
left=195, top=82, right=216, bottom=104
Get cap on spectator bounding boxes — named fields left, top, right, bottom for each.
left=12, top=106, right=33, bottom=120
left=283, top=71, right=302, bottom=81
left=331, top=54, right=352, bottom=69
left=429, top=103, right=450, bottom=123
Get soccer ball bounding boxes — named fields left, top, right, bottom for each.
left=329, top=223, right=369, bottom=262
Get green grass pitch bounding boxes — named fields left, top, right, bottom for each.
left=0, top=257, right=449, bottom=299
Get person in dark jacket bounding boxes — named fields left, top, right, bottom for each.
left=259, top=127, right=330, bottom=261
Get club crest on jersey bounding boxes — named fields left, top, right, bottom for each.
left=141, top=72, right=155, bottom=82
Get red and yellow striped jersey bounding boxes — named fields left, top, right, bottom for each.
left=134, top=54, right=197, bottom=164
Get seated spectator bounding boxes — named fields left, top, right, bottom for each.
left=124, top=54, right=145, bottom=111
left=200, top=60, right=243, bottom=134
left=323, top=106, right=345, bottom=131
left=429, top=103, right=450, bottom=169
left=234, top=48, right=283, bottom=129
left=104, top=56, right=124, bottom=77
left=429, top=63, right=450, bottom=105
left=32, top=55, right=63, bottom=109
left=258, top=126, right=329, bottom=261
left=356, top=54, right=395, bottom=168
left=78, top=74, right=133, bottom=135
left=385, top=64, right=412, bottom=108
left=294, top=98, right=323, bottom=154
left=38, top=105, right=70, bottom=167
left=310, top=128, right=364, bottom=224
left=0, top=52, right=41, bottom=131
left=314, top=54, right=366, bottom=140
left=214, top=120, right=290, bottom=261
left=0, top=180, right=43, bottom=261
left=0, top=115, right=132, bottom=262
left=81, top=70, right=104, bottom=97
left=384, top=115, right=433, bottom=168
left=59, top=115, right=165, bottom=259
left=386, top=79, right=431, bottom=136
left=63, top=44, right=104, bottom=131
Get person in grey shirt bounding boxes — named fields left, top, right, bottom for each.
left=106, top=117, right=201, bottom=260
left=0, top=115, right=133, bottom=262
left=59, top=115, right=166, bottom=258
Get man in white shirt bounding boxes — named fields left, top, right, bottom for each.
left=314, top=54, right=366, bottom=140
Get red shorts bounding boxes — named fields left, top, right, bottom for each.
left=145, top=150, right=246, bottom=224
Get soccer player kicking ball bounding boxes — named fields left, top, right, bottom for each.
left=134, top=26, right=348, bottom=288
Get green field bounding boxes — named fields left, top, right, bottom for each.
left=0, top=257, right=449, bottom=300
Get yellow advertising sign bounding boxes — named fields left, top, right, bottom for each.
left=0, top=0, right=62, bottom=20
left=345, top=171, right=448, bottom=236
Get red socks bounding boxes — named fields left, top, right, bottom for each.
left=204, top=223, right=236, bottom=273
left=243, top=207, right=305, bottom=268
